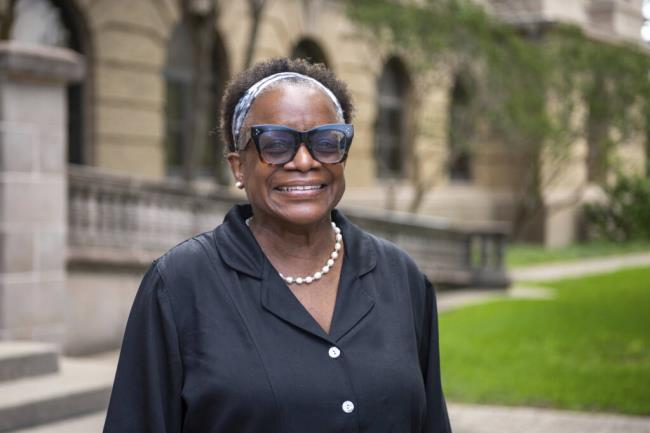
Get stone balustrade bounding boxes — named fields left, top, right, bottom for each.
left=344, top=208, right=510, bottom=287
left=68, top=165, right=510, bottom=287
left=67, top=164, right=240, bottom=267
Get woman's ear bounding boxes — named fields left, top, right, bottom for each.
left=226, top=152, right=243, bottom=181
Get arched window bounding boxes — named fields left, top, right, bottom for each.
left=9, top=0, right=91, bottom=165
left=291, top=38, right=329, bottom=66
left=448, top=71, right=475, bottom=182
left=164, top=22, right=228, bottom=180
left=374, top=57, right=411, bottom=179
left=164, top=22, right=193, bottom=177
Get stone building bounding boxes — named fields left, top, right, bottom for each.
left=0, top=0, right=646, bottom=353
left=0, top=2, right=646, bottom=428
left=2, top=0, right=647, bottom=242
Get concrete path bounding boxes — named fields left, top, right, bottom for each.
left=449, top=403, right=650, bottom=433
left=437, top=251, right=650, bottom=313
left=510, top=251, right=650, bottom=282
left=437, top=286, right=554, bottom=313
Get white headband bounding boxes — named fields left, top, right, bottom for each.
left=230, top=72, right=344, bottom=150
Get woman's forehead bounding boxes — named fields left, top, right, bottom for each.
left=246, top=83, right=342, bottom=127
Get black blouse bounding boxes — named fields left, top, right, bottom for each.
left=103, top=205, right=452, bottom=433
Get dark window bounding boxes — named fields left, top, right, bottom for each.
left=448, top=72, right=475, bottom=182
left=374, top=57, right=410, bottom=179
left=291, top=38, right=329, bottom=66
left=164, top=22, right=193, bottom=177
left=164, top=22, right=228, bottom=180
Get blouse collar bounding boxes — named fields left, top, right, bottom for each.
left=213, top=204, right=377, bottom=280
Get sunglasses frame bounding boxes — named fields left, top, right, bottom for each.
left=248, top=123, right=354, bottom=166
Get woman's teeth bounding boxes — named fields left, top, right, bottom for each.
left=277, top=185, right=323, bottom=192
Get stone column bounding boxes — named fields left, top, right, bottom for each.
left=0, top=42, right=84, bottom=345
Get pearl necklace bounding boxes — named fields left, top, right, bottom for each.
left=245, top=217, right=342, bottom=285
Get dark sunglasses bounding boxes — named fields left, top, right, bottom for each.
left=248, top=123, right=354, bottom=166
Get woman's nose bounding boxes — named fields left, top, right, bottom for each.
left=287, top=143, right=320, bottom=171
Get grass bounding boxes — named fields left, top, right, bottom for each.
left=506, top=240, right=650, bottom=268
left=439, top=266, right=650, bottom=415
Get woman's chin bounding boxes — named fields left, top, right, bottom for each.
left=272, top=203, right=336, bottom=227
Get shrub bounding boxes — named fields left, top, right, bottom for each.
left=584, top=175, right=650, bottom=241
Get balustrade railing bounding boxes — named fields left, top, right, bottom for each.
left=344, top=208, right=509, bottom=287
left=68, top=165, right=510, bottom=287
left=67, top=165, right=240, bottom=266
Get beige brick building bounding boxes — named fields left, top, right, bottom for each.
left=3, top=0, right=648, bottom=248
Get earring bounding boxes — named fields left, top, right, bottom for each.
left=235, top=181, right=244, bottom=189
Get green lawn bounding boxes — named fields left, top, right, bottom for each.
left=439, top=267, right=650, bottom=415
left=506, top=240, right=650, bottom=268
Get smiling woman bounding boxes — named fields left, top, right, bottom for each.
left=103, top=58, right=452, bottom=433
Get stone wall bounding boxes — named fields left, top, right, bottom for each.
left=0, top=41, right=84, bottom=345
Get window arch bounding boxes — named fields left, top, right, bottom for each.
left=164, top=22, right=229, bottom=180
left=9, top=0, right=92, bottom=165
left=448, top=70, right=476, bottom=182
left=374, top=57, right=411, bottom=179
left=291, top=38, right=329, bottom=66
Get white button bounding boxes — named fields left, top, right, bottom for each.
left=328, top=346, right=341, bottom=358
left=342, top=400, right=355, bottom=413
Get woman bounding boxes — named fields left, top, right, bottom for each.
left=103, top=57, right=451, bottom=433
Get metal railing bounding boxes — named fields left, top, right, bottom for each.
left=68, top=165, right=510, bottom=287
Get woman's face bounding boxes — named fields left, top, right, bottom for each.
left=227, top=83, right=346, bottom=228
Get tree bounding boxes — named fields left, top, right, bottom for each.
left=179, top=0, right=218, bottom=183
left=346, top=0, right=650, bottom=240
left=243, top=0, right=266, bottom=69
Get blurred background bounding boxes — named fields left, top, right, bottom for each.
left=0, top=0, right=648, bottom=432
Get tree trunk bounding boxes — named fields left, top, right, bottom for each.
left=181, top=0, right=216, bottom=183
left=0, top=0, right=16, bottom=40
left=243, top=0, right=266, bottom=69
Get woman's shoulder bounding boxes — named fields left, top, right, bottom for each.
left=151, top=229, right=220, bottom=294
left=157, top=231, right=213, bottom=269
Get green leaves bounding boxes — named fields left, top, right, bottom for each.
left=346, top=0, right=650, bottom=170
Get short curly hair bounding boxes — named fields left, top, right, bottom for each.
left=219, top=57, right=355, bottom=152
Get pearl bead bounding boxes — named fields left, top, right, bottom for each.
left=274, top=220, right=342, bottom=285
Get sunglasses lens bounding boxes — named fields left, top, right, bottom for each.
left=310, top=130, right=347, bottom=163
left=257, top=130, right=295, bottom=164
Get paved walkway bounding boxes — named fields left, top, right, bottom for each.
left=449, top=403, right=650, bottom=433
left=509, top=251, right=650, bottom=282
left=437, top=251, right=650, bottom=313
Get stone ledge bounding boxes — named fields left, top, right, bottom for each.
left=0, top=42, right=85, bottom=84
